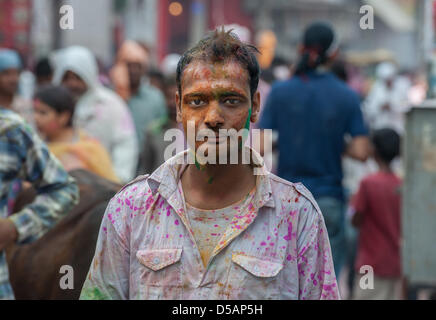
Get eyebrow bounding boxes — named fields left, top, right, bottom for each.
left=183, top=91, right=247, bottom=100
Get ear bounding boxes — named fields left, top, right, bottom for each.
left=175, top=91, right=182, bottom=123
left=59, top=111, right=72, bottom=128
left=250, top=91, right=261, bottom=123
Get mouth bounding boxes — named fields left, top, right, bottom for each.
left=204, top=136, right=227, bottom=144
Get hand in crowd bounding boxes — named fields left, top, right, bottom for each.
left=0, top=218, right=18, bottom=251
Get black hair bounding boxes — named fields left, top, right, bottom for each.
left=176, top=28, right=260, bottom=99
left=371, top=128, right=401, bottom=164
left=34, top=85, right=76, bottom=127
left=35, top=57, right=53, bottom=78
left=295, top=22, right=336, bottom=76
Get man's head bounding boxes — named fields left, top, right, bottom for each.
left=0, top=49, right=22, bottom=97
left=175, top=29, right=261, bottom=160
left=35, top=57, right=53, bottom=86
left=34, top=85, right=76, bottom=140
left=371, top=128, right=400, bottom=166
left=117, top=40, right=149, bottom=91
left=53, top=46, right=100, bottom=100
left=61, top=70, right=88, bottom=99
left=295, top=22, right=338, bottom=75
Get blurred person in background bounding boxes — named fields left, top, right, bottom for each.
left=258, top=22, right=370, bottom=277
left=351, top=128, right=402, bottom=300
left=110, top=40, right=166, bottom=165
left=138, top=75, right=184, bottom=174
left=363, top=62, right=410, bottom=134
left=34, top=57, right=53, bottom=87
left=0, top=49, right=34, bottom=127
left=33, top=85, right=119, bottom=183
left=53, top=45, right=138, bottom=183
left=147, top=68, right=165, bottom=93
left=0, top=103, right=79, bottom=300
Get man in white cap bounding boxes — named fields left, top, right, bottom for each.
left=363, top=62, right=410, bottom=134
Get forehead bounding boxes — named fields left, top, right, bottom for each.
left=181, top=59, right=249, bottom=93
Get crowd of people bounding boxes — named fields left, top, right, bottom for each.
left=0, top=21, right=429, bottom=300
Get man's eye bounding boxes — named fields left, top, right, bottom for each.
left=224, top=98, right=241, bottom=105
left=189, top=99, right=205, bottom=106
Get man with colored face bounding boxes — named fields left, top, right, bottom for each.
left=80, top=30, right=339, bottom=300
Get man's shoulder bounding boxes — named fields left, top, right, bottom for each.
left=268, top=173, right=322, bottom=215
left=115, top=174, right=152, bottom=198
left=0, top=109, right=32, bottom=136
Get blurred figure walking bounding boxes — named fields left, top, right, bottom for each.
left=363, top=62, right=410, bottom=134
left=110, top=40, right=166, bottom=166
left=258, top=22, right=370, bottom=277
left=351, top=128, right=402, bottom=300
left=53, top=46, right=138, bottom=183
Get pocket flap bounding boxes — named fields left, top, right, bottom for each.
left=232, top=253, right=283, bottom=277
left=136, top=248, right=182, bottom=271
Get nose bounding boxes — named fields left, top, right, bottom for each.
left=204, top=102, right=224, bottom=129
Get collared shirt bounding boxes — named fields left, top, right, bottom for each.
left=80, top=149, right=339, bottom=300
left=0, top=108, right=79, bottom=300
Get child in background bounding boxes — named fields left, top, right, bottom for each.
left=33, top=85, right=120, bottom=183
left=351, top=128, right=402, bottom=300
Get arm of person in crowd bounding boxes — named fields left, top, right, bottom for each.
left=350, top=180, right=367, bottom=228
left=80, top=197, right=129, bottom=300
left=344, top=92, right=371, bottom=162
left=110, top=102, right=139, bottom=183
left=1, top=124, right=79, bottom=249
left=345, top=135, right=370, bottom=162
left=296, top=197, right=340, bottom=300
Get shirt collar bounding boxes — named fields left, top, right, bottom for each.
left=148, top=147, right=275, bottom=209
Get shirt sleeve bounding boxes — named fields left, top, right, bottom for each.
left=7, top=124, right=79, bottom=243
left=258, top=87, right=277, bottom=130
left=345, top=93, right=369, bottom=137
left=297, top=198, right=340, bottom=300
left=80, top=197, right=130, bottom=300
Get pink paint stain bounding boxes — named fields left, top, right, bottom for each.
left=175, top=219, right=179, bottom=225
left=284, top=222, right=293, bottom=241
left=260, top=241, right=267, bottom=246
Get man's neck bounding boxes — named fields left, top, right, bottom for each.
left=0, top=93, right=14, bottom=109
left=181, top=161, right=256, bottom=210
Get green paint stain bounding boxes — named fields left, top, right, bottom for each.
left=80, top=287, right=109, bottom=300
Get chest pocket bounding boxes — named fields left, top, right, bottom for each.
left=225, top=253, right=283, bottom=299
left=136, top=248, right=183, bottom=288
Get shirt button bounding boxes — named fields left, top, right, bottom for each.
left=153, top=257, right=160, bottom=265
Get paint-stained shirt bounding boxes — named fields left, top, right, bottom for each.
left=80, top=149, right=340, bottom=300
left=184, top=185, right=256, bottom=267
left=0, top=108, right=79, bottom=300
